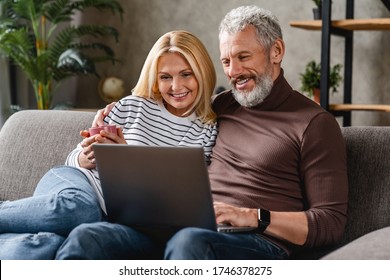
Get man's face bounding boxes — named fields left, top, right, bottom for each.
left=219, top=26, right=274, bottom=107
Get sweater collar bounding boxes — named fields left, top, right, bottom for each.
left=248, top=68, right=293, bottom=111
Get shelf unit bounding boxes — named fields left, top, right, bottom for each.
left=290, top=0, right=390, bottom=126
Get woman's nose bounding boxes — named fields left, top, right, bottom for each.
left=171, top=77, right=183, bottom=91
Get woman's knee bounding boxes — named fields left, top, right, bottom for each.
left=68, top=223, right=102, bottom=241
left=56, top=223, right=107, bottom=259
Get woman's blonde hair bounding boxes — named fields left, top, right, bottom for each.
left=132, top=30, right=216, bottom=124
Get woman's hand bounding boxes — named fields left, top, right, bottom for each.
left=213, top=201, right=258, bottom=227
left=77, top=127, right=125, bottom=169
left=78, top=130, right=99, bottom=169
left=94, top=127, right=126, bottom=144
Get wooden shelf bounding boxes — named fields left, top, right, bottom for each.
left=290, top=18, right=390, bottom=31
left=329, top=104, right=390, bottom=112
left=291, top=1, right=390, bottom=126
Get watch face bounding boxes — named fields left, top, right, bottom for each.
left=260, top=208, right=270, bottom=224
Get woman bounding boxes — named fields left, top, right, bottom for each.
left=0, top=30, right=218, bottom=259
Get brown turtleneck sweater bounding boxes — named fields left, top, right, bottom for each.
left=209, top=70, right=348, bottom=254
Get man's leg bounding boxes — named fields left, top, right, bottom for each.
left=56, top=222, right=165, bottom=260
left=0, top=232, right=65, bottom=260
left=165, top=227, right=289, bottom=260
left=0, top=166, right=102, bottom=236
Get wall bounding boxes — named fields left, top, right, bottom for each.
left=14, top=0, right=390, bottom=126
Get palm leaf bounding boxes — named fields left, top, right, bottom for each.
left=0, top=0, right=123, bottom=109
left=44, top=0, right=77, bottom=25
left=70, top=0, right=124, bottom=20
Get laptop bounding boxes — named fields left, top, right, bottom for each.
left=93, top=144, right=256, bottom=235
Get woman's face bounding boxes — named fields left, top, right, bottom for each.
left=157, top=52, right=199, bottom=117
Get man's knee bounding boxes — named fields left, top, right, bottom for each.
left=165, top=228, right=212, bottom=259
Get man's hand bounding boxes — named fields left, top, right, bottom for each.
left=92, top=102, right=116, bottom=127
left=213, top=201, right=258, bottom=227
left=214, top=202, right=308, bottom=245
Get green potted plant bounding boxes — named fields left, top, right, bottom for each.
left=312, top=0, right=322, bottom=20
left=0, top=0, right=123, bottom=109
left=299, top=60, right=342, bottom=104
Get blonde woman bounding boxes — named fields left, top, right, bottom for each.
left=0, top=30, right=218, bottom=260
left=73, top=30, right=218, bottom=213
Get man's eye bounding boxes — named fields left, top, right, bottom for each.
left=222, top=60, right=230, bottom=66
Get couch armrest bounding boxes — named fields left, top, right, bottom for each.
left=340, top=126, right=390, bottom=245
left=322, top=227, right=390, bottom=259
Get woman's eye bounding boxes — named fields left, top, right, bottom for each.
left=160, top=75, right=171, bottom=80
left=182, top=72, right=193, bottom=78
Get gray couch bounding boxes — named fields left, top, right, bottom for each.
left=0, top=110, right=389, bottom=259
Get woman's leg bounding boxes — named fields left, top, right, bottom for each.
left=165, top=227, right=289, bottom=260
left=0, top=232, right=65, bottom=260
left=0, top=166, right=102, bottom=236
left=56, top=222, right=165, bottom=260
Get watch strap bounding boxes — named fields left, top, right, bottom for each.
left=257, top=208, right=270, bottom=233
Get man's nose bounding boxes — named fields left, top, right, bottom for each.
left=228, top=60, right=242, bottom=78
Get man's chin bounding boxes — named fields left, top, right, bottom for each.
left=232, top=87, right=270, bottom=108
left=232, top=88, right=248, bottom=96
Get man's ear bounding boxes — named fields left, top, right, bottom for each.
left=270, top=39, right=285, bottom=64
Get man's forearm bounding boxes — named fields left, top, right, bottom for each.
left=265, top=211, right=308, bottom=245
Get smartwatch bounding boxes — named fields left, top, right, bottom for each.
left=257, top=208, right=270, bottom=233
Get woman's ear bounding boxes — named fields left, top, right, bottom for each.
left=270, top=39, right=285, bottom=64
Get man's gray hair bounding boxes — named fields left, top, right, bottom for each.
left=219, top=6, right=283, bottom=53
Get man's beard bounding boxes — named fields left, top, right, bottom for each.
left=230, top=71, right=273, bottom=108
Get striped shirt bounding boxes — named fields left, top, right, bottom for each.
left=65, top=95, right=218, bottom=213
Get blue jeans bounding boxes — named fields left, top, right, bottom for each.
left=0, top=233, right=65, bottom=260
left=0, top=166, right=103, bottom=259
left=165, top=227, right=288, bottom=260
left=56, top=222, right=288, bottom=260
left=56, top=222, right=165, bottom=259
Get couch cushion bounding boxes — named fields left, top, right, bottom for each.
left=340, top=126, right=390, bottom=245
left=0, top=110, right=95, bottom=201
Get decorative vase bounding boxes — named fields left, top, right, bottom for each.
left=313, top=7, right=322, bottom=20
left=313, top=88, right=320, bottom=104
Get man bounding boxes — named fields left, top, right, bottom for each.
left=56, top=5, right=348, bottom=260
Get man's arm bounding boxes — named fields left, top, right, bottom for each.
left=299, top=113, right=348, bottom=247
left=214, top=113, right=348, bottom=247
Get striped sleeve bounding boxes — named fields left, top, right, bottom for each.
left=65, top=144, right=82, bottom=167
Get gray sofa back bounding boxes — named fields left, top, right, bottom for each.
left=0, top=110, right=95, bottom=201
